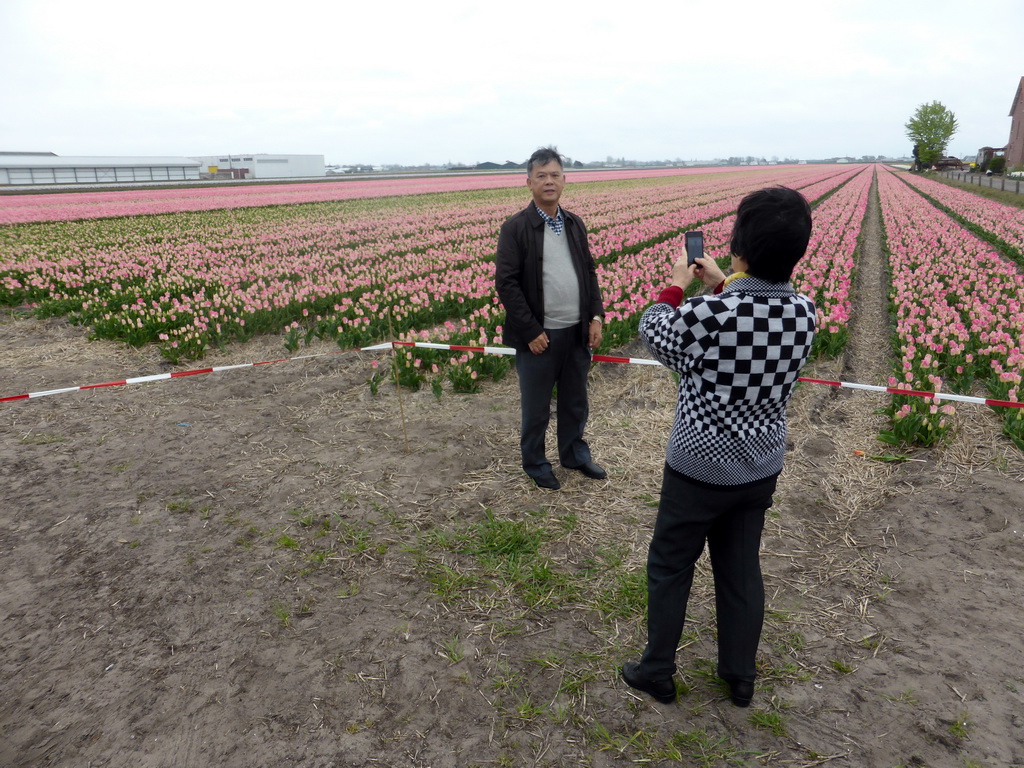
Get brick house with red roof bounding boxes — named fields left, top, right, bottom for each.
left=1009, top=76, right=1024, bottom=169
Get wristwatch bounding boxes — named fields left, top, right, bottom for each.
left=591, top=316, right=603, bottom=325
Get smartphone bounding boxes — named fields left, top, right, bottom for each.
left=684, top=231, right=704, bottom=266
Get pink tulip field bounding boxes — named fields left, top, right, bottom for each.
left=0, top=166, right=766, bottom=226
left=2, top=164, right=1022, bottom=448
left=875, top=165, right=1024, bottom=448
left=895, top=171, right=1024, bottom=260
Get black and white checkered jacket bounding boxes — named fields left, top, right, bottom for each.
left=639, top=277, right=816, bottom=486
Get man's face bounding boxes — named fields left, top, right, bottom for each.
left=527, top=161, right=565, bottom=209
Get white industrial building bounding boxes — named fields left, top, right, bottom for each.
left=0, top=153, right=201, bottom=185
left=189, top=153, right=326, bottom=179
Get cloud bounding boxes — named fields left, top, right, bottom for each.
left=1, top=0, right=1020, bottom=162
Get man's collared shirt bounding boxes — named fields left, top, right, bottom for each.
left=536, top=205, right=564, bottom=236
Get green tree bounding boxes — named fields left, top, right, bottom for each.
left=905, top=101, right=958, bottom=170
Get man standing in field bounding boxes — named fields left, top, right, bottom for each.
left=495, top=147, right=607, bottom=490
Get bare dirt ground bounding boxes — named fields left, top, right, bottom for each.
left=2, top=180, right=1023, bottom=767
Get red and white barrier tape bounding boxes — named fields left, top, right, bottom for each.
left=388, top=340, right=1024, bottom=409
left=3, top=340, right=1022, bottom=410
left=797, top=377, right=1022, bottom=409
left=0, top=350, right=348, bottom=402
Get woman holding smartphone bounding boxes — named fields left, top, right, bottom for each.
left=621, top=187, right=817, bottom=708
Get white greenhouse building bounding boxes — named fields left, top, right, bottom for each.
left=189, top=154, right=326, bottom=179
left=0, top=153, right=202, bottom=185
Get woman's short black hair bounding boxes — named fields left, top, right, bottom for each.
left=729, top=186, right=812, bottom=283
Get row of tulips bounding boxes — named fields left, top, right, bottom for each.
left=593, top=164, right=872, bottom=356
left=893, top=172, right=1024, bottom=262
left=2, top=167, right=865, bottom=363
left=875, top=165, right=1024, bottom=448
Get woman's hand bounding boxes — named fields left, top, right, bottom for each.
left=693, top=256, right=726, bottom=288
left=669, top=253, right=696, bottom=290
left=671, top=251, right=727, bottom=291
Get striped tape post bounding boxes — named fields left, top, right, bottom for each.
left=3, top=339, right=1022, bottom=410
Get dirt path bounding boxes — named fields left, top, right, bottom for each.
left=2, top=175, right=1023, bottom=767
left=779, top=171, right=1024, bottom=766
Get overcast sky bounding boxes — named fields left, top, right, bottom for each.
left=1, top=0, right=1020, bottom=166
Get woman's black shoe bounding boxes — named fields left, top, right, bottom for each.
left=621, top=662, right=676, bottom=704
left=728, top=680, right=754, bottom=707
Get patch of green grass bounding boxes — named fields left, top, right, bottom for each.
left=557, top=668, right=597, bottom=697
left=859, top=633, right=883, bottom=650
left=271, top=602, right=290, bottom=627
left=306, top=549, right=333, bottom=565
left=336, top=521, right=374, bottom=555
left=512, top=695, right=544, bottom=721
left=491, top=620, right=525, bottom=637
left=594, top=543, right=629, bottom=569
left=289, top=507, right=317, bottom=528
left=417, top=510, right=577, bottom=609
left=687, top=657, right=720, bottom=685
left=381, top=508, right=410, bottom=532
left=594, top=569, right=647, bottom=620
left=167, top=497, right=192, bottom=513
left=587, top=722, right=654, bottom=756
left=490, top=662, right=525, bottom=693
left=948, top=711, right=971, bottom=741
left=879, top=688, right=919, bottom=705
left=424, top=563, right=481, bottom=601
left=526, top=652, right=563, bottom=669
left=638, top=492, right=660, bottom=508
left=275, top=533, right=300, bottom=550
left=773, top=630, right=806, bottom=655
left=475, top=511, right=548, bottom=558
left=758, top=659, right=814, bottom=686
left=660, top=728, right=751, bottom=766
left=336, top=582, right=359, bottom=598
left=557, top=511, right=579, bottom=533
left=493, top=556, right=578, bottom=609
left=438, top=635, right=464, bottom=664
left=749, top=709, right=788, bottom=737
left=830, top=658, right=855, bottom=675
left=19, top=432, right=66, bottom=445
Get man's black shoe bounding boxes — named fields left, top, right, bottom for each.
left=568, top=461, right=607, bottom=480
left=532, top=472, right=561, bottom=490
left=620, top=662, right=676, bottom=704
left=727, top=680, right=754, bottom=707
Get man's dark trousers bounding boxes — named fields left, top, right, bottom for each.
left=515, top=323, right=592, bottom=479
left=637, top=465, right=777, bottom=683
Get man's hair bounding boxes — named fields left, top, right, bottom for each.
left=527, top=146, right=564, bottom=175
left=729, top=186, right=812, bottom=283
